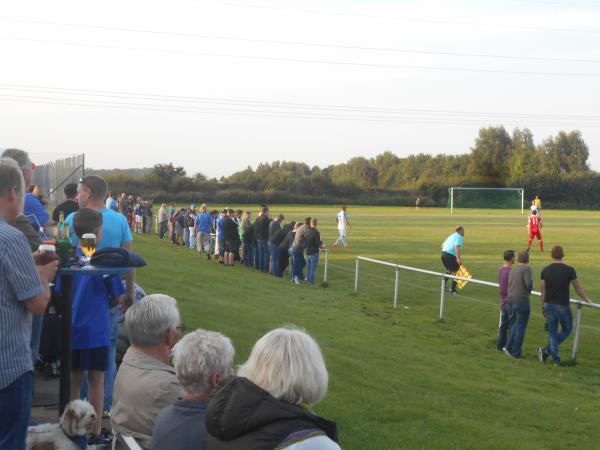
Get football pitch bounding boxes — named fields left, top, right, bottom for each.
left=134, top=206, right=600, bottom=450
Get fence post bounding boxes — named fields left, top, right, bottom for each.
left=354, top=258, right=359, bottom=293
left=323, top=250, right=328, bottom=284
left=571, top=303, right=583, bottom=360
left=393, top=267, right=399, bottom=309
left=439, top=276, right=446, bottom=321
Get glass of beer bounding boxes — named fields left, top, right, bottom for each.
left=36, top=244, right=59, bottom=286
left=79, top=233, right=97, bottom=267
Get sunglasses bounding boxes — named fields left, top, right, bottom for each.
left=78, top=177, right=95, bottom=194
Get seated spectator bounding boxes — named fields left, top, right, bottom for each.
left=206, top=327, right=341, bottom=450
left=111, top=294, right=182, bottom=450
left=152, top=329, right=235, bottom=450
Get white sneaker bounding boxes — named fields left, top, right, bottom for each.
left=293, top=276, right=300, bottom=285
left=502, top=347, right=514, bottom=359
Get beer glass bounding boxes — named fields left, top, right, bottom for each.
left=79, top=233, right=97, bottom=267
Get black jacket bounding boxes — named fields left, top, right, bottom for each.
left=271, top=225, right=292, bottom=247
left=254, top=215, right=270, bottom=241
left=206, top=377, right=338, bottom=450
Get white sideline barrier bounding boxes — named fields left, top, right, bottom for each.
left=354, top=256, right=600, bottom=360
left=112, top=433, right=143, bottom=450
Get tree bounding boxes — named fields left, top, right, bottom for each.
left=468, top=127, right=513, bottom=179
left=152, top=163, right=186, bottom=192
left=540, top=131, right=589, bottom=175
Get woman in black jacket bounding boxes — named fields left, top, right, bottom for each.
left=205, top=327, right=341, bottom=450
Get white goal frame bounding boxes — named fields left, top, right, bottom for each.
left=448, top=187, right=525, bottom=215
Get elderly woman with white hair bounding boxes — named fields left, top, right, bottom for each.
left=206, top=327, right=341, bottom=450
left=111, top=294, right=182, bottom=450
left=152, top=329, right=235, bottom=450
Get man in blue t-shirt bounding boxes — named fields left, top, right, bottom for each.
left=441, top=226, right=464, bottom=294
left=64, top=175, right=134, bottom=421
left=194, top=204, right=213, bottom=259
left=215, top=210, right=226, bottom=263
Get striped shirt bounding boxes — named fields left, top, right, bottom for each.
left=0, top=218, right=44, bottom=388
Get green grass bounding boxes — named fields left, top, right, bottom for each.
left=134, top=206, right=600, bottom=450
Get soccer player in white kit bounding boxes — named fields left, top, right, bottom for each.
left=332, top=206, right=351, bottom=249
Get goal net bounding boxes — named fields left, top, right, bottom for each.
left=447, top=187, right=524, bottom=214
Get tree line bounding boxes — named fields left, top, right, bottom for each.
left=91, top=126, right=597, bottom=208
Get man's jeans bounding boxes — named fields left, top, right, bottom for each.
left=306, top=253, right=320, bottom=285
left=291, top=247, right=305, bottom=281
left=0, top=371, right=32, bottom=450
left=270, top=243, right=279, bottom=276
left=257, top=240, right=269, bottom=272
left=506, top=300, right=530, bottom=357
left=243, top=240, right=254, bottom=267
left=188, top=228, right=196, bottom=249
left=544, top=303, right=573, bottom=364
left=183, top=228, right=190, bottom=248
left=159, top=221, right=168, bottom=239
left=497, top=304, right=511, bottom=350
left=81, top=308, right=118, bottom=411
left=197, top=232, right=210, bottom=253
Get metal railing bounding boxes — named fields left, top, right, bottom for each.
left=354, top=256, right=600, bottom=360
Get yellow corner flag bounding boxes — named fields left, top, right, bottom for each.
left=455, top=265, right=472, bottom=290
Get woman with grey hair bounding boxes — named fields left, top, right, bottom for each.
left=206, top=327, right=341, bottom=450
left=111, top=294, right=182, bottom=450
left=152, top=329, right=235, bottom=450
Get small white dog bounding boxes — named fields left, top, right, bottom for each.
left=27, top=399, right=97, bottom=450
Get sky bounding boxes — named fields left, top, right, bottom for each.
left=0, top=0, right=599, bottom=178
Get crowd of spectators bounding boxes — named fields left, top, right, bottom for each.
left=0, top=149, right=340, bottom=450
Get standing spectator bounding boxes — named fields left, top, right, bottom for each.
left=134, top=198, right=144, bottom=234
left=280, top=222, right=299, bottom=279
left=221, top=209, right=238, bottom=267
left=291, top=218, right=311, bottom=285
left=215, top=209, right=226, bottom=263
left=118, top=193, right=128, bottom=218
left=304, top=218, right=324, bottom=287
left=209, top=210, right=218, bottom=258
left=0, top=158, right=57, bottom=450
left=195, top=204, right=213, bottom=260
left=273, top=221, right=295, bottom=277
left=127, top=195, right=135, bottom=229
left=503, top=251, right=533, bottom=359
left=158, top=203, right=168, bottom=239
left=254, top=206, right=270, bottom=273
left=64, top=174, right=135, bottom=418
left=268, top=214, right=285, bottom=277
left=152, top=329, right=235, bottom=450
left=538, top=246, right=591, bottom=365
left=105, top=191, right=118, bottom=211
left=144, top=200, right=154, bottom=234
left=111, top=295, right=182, bottom=450
left=172, top=208, right=186, bottom=245
left=205, top=328, right=340, bottom=450
left=332, top=206, right=350, bottom=249
left=240, top=211, right=253, bottom=267
left=440, top=226, right=464, bottom=295
left=184, top=205, right=196, bottom=249
left=141, top=200, right=149, bottom=235
left=497, top=250, right=515, bottom=351
left=52, top=183, right=80, bottom=223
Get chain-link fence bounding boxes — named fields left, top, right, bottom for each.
left=31, top=154, right=85, bottom=208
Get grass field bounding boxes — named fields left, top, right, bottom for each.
left=133, top=206, right=600, bottom=450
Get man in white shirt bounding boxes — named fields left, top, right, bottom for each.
left=332, top=206, right=350, bottom=249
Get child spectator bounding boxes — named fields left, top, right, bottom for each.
left=57, top=208, right=125, bottom=445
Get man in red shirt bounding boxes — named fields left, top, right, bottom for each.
left=527, top=209, right=543, bottom=252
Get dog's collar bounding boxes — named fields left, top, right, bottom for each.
left=60, top=426, right=88, bottom=449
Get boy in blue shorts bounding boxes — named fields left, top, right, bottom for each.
left=58, top=208, right=125, bottom=444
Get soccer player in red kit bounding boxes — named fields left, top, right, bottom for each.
left=527, top=209, right=543, bottom=252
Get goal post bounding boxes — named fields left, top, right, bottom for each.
left=448, top=187, right=525, bottom=214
